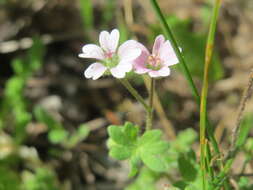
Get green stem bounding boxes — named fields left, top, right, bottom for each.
left=146, top=78, right=155, bottom=131
left=149, top=0, right=221, bottom=158
left=119, top=79, right=149, bottom=111
left=200, top=0, right=222, bottom=189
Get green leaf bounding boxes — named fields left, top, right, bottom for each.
left=141, top=154, right=167, bottom=172
left=67, top=124, right=90, bottom=147
left=123, top=122, right=139, bottom=142
left=245, top=138, right=253, bottom=153
left=178, top=154, right=197, bottom=182
left=78, top=124, right=90, bottom=137
left=107, top=122, right=169, bottom=176
left=48, top=129, right=68, bottom=144
left=109, top=145, right=132, bottom=160
left=34, top=106, right=63, bottom=130
left=173, top=181, right=188, bottom=189
left=11, top=59, right=25, bottom=76
left=236, top=113, right=253, bottom=148
left=144, top=141, right=169, bottom=155
left=108, top=125, right=128, bottom=145
left=125, top=167, right=160, bottom=190
left=27, top=37, right=45, bottom=73
left=139, top=130, right=162, bottom=145
left=129, top=155, right=141, bottom=177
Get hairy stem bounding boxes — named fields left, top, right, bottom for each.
left=146, top=78, right=155, bottom=131
left=119, top=79, right=149, bottom=111
left=143, top=76, right=176, bottom=139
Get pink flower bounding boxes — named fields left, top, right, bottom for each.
left=133, top=35, right=179, bottom=78
left=79, top=29, right=141, bottom=80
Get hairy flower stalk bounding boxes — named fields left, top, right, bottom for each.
left=133, top=34, right=179, bottom=130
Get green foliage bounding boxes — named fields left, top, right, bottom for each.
left=34, top=106, right=63, bottom=131
left=34, top=106, right=90, bottom=147
left=244, top=137, right=253, bottom=153
left=124, top=127, right=199, bottom=190
left=238, top=177, right=253, bottom=190
left=108, top=122, right=170, bottom=176
left=125, top=167, right=160, bottom=190
left=67, top=124, right=90, bottom=148
left=0, top=166, right=20, bottom=190
left=48, top=129, right=68, bottom=144
left=236, top=113, right=253, bottom=148
left=150, top=15, right=223, bottom=81
left=22, top=168, right=58, bottom=190
left=79, top=0, right=94, bottom=31
left=178, top=153, right=197, bottom=182
left=0, top=37, right=45, bottom=142
left=169, top=128, right=197, bottom=154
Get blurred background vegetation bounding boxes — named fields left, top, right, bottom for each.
left=0, top=0, right=253, bottom=189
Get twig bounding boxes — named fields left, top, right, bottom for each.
left=226, top=69, right=253, bottom=160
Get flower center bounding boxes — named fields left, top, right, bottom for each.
left=105, top=51, right=114, bottom=59
left=146, top=54, right=162, bottom=70
left=102, top=52, right=119, bottom=69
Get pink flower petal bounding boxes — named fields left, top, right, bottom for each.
left=159, top=41, right=179, bottom=66
left=110, top=67, right=127, bottom=78
left=99, top=31, right=110, bottom=51
left=120, top=48, right=142, bottom=62
left=148, top=70, right=161, bottom=78
left=79, top=44, right=104, bottom=60
left=152, top=35, right=165, bottom=55
left=148, top=67, right=171, bottom=78
left=134, top=66, right=150, bottom=74
left=117, top=61, right=133, bottom=72
left=99, top=29, right=119, bottom=53
left=158, top=67, right=171, bottom=76
left=133, top=52, right=149, bottom=73
left=84, top=62, right=107, bottom=80
left=109, top=29, right=120, bottom=52
left=118, top=40, right=142, bottom=61
left=133, top=42, right=150, bottom=74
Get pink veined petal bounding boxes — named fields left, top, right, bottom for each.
left=117, top=61, right=133, bottom=72
left=84, top=62, right=107, bottom=80
left=99, top=29, right=120, bottom=53
left=120, top=48, right=142, bottom=62
left=152, top=34, right=165, bottom=55
left=118, top=40, right=142, bottom=62
left=163, top=56, right=179, bottom=67
left=118, top=40, right=143, bottom=59
left=110, top=66, right=127, bottom=78
left=158, top=67, right=171, bottom=77
left=132, top=42, right=150, bottom=74
left=159, top=40, right=179, bottom=66
left=134, top=66, right=150, bottom=74
left=109, top=29, right=120, bottom=52
left=99, top=30, right=110, bottom=52
left=148, top=70, right=161, bottom=78
left=79, top=44, right=104, bottom=60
